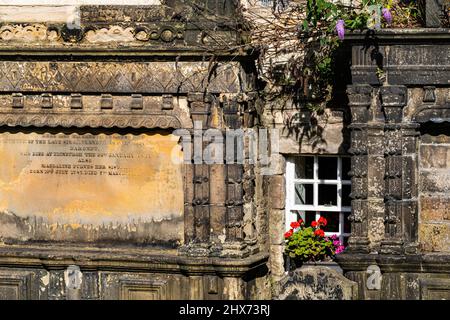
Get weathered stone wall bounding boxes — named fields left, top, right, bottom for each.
left=419, top=127, right=450, bottom=253
left=259, top=103, right=350, bottom=284
left=0, top=1, right=272, bottom=300
left=274, top=266, right=358, bottom=300
left=337, top=28, right=450, bottom=300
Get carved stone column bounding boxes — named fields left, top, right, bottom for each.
left=347, top=85, right=372, bottom=253
left=381, top=85, right=407, bottom=254
left=379, top=85, right=420, bottom=255
left=221, top=95, right=249, bottom=258
left=182, top=93, right=249, bottom=258
left=221, top=157, right=248, bottom=258
left=401, top=125, right=420, bottom=254
left=181, top=93, right=213, bottom=256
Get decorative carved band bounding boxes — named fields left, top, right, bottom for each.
left=63, top=24, right=185, bottom=44
left=0, top=114, right=182, bottom=129
left=0, top=61, right=241, bottom=94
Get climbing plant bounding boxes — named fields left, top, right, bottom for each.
left=241, top=0, right=422, bottom=110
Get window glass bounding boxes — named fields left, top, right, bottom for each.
left=295, top=184, right=314, bottom=205
left=318, top=157, right=337, bottom=180
left=287, top=156, right=352, bottom=244
left=344, top=213, right=352, bottom=234
left=342, top=157, right=351, bottom=180
left=318, top=184, right=337, bottom=206
left=342, top=185, right=352, bottom=207
left=321, top=212, right=340, bottom=233
left=294, top=156, right=314, bottom=179
left=304, top=211, right=317, bottom=227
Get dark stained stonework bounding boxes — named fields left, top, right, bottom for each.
left=337, top=28, right=450, bottom=300
left=0, top=1, right=270, bottom=300
left=274, top=265, right=358, bottom=300
left=0, top=2, right=449, bottom=300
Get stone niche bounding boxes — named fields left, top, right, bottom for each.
left=0, top=129, right=184, bottom=246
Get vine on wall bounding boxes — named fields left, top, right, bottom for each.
left=241, top=0, right=422, bottom=111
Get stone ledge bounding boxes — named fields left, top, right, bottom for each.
left=345, top=29, right=450, bottom=42
left=337, top=253, right=450, bottom=273
left=0, top=243, right=269, bottom=276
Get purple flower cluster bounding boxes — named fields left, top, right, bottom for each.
left=382, top=8, right=393, bottom=25
left=329, top=235, right=346, bottom=255
left=335, top=19, right=345, bottom=40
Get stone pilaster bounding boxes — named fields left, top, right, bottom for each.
left=180, top=93, right=213, bottom=256
left=378, top=86, right=421, bottom=254
left=380, top=85, right=408, bottom=254
left=401, top=124, right=420, bottom=254
left=222, top=163, right=249, bottom=258
left=366, top=123, right=386, bottom=252
left=347, top=85, right=372, bottom=253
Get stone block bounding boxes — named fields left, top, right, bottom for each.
left=420, top=145, right=449, bottom=169
left=209, top=164, right=226, bottom=205
left=420, top=196, right=450, bottom=222
left=269, top=245, right=285, bottom=278
left=268, top=154, right=286, bottom=176
left=420, top=171, right=450, bottom=193
left=210, top=205, right=227, bottom=241
left=274, top=266, right=358, bottom=300
left=419, top=223, right=450, bottom=252
left=269, top=209, right=285, bottom=245
left=267, top=175, right=286, bottom=209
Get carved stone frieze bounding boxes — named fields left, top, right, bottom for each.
left=0, top=24, right=59, bottom=42
left=0, top=114, right=181, bottom=130
left=0, top=61, right=242, bottom=94
left=0, top=94, right=185, bottom=129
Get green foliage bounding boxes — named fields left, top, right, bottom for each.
left=285, top=227, right=335, bottom=263
left=257, top=0, right=422, bottom=113
left=295, top=0, right=420, bottom=111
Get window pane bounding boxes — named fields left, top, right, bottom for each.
left=305, top=211, right=317, bottom=227
left=342, top=185, right=352, bottom=207
left=321, top=212, right=339, bottom=232
left=342, top=157, right=351, bottom=180
left=344, top=212, right=351, bottom=234
left=294, top=156, right=314, bottom=179
left=295, top=184, right=314, bottom=205
left=318, top=157, right=337, bottom=180
left=318, top=184, right=337, bottom=206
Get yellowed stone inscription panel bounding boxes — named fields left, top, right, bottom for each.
left=0, top=131, right=184, bottom=245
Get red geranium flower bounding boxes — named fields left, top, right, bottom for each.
left=298, top=219, right=304, bottom=225
left=284, top=229, right=294, bottom=238
left=311, top=221, right=318, bottom=228
left=314, top=229, right=325, bottom=237
left=318, top=216, right=328, bottom=227
left=290, top=221, right=300, bottom=229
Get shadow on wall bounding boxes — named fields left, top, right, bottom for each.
left=269, top=43, right=352, bottom=155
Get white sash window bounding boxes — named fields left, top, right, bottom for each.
left=285, top=156, right=351, bottom=245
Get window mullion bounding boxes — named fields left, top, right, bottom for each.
left=337, top=157, right=342, bottom=211
left=339, top=212, right=344, bottom=243
left=285, top=159, right=297, bottom=230
left=313, top=156, right=319, bottom=208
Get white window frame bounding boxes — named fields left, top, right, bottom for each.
left=285, top=155, right=351, bottom=244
